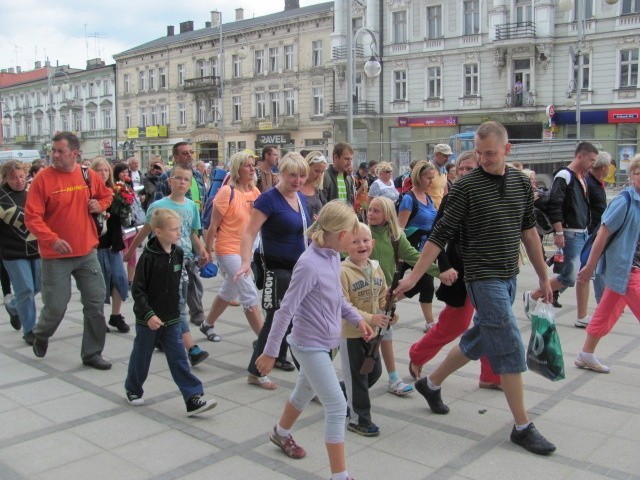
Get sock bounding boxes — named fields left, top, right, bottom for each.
left=426, top=376, right=440, bottom=391
left=331, top=471, right=349, bottom=480
left=515, top=422, right=531, bottom=431
left=388, top=371, right=399, bottom=383
left=577, top=315, right=589, bottom=322
left=275, top=424, right=291, bottom=438
left=580, top=351, right=598, bottom=363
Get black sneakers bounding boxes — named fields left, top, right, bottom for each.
left=510, top=423, right=556, bottom=455
left=33, top=336, right=48, bottom=358
left=109, top=314, right=130, bottom=333
left=188, top=345, right=209, bottom=366
left=415, top=378, right=449, bottom=414
left=185, top=394, right=217, bottom=416
left=7, top=307, right=21, bottom=331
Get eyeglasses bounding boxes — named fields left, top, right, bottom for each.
left=171, top=176, right=192, bottom=183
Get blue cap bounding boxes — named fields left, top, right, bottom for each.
left=199, top=262, right=218, bottom=278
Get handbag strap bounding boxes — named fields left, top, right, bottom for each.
left=296, top=192, right=308, bottom=247
left=81, top=166, right=94, bottom=198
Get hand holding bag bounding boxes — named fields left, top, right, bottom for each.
left=526, top=302, right=565, bottom=381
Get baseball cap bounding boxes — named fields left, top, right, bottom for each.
left=434, top=144, right=453, bottom=156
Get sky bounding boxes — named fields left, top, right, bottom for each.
left=0, top=0, right=324, bottom=71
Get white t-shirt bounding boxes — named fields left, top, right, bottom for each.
left=369, top=179, right=399, bottom=202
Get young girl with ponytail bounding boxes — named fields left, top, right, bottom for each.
left=255, top=200, right=374, bottom=480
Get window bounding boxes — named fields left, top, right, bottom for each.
left=124, top=109, right=131, bottom=129
left=255, top=50, right=264, bottom=74
left=102, top=109, right=112, bottom=129
left=393, top=10, right=408, bottom=43
left=620, top=48, right=639, bottom=88
left=232, top=95, right=242, bottom=121
left=159, top=68, right=167, bottom=89
left=574, top=0, right=594, bottom=19
left=269, top=47, right=279, bottom=72
left=61, top=113, right=69, bottom=131
left=138, top=71, right=146, bottom=91
left=622, top=0, right=640, bottom=14
left=35, top=117, right=43, bottom=135
left=102, top=80, right=110, bottom=95
left=572, top=52, right=591, bottom=90
left=89, top=82, right=96, bottom=97
left=393, top=70, right=407, bottom=101
left=75, top=113, right=83, bottom=132
left=285, top=90, right=295, bottom=116
left=210, top=57, right=219, bottom=77
left=198, top=99, right=207, bottom=124
left=256, top=93, right=266, bottom=119
left=232, top=54, right=242, bottom=78
left=160, top=105, right=168, bottom=125
left=312, top=87, right=324, bottom=116
left=150, top=105, right=158, bottom=125
left=123, top=74, right=130, bottom=94
left=427, top=66, right=442, bottom=98
left=197, top=60, right=207, bottom=78
left=463, top=0, right=480, bottom=35
left=464, top=63, right=479, bottom=96
left=88, top=112, right=96, bottom=130
left=178, top=102, right=186, bottom=126
left=270, top=92, right=279, bottom=119
left=178, top=64, right=185, bottom=86
left=284, top=45, right=294, bottom=70
left=139, top=107, right=147, bottom=127
left=312, top=41, right=323, bottom=67
left=515, top=0, right=533, bottom=23
left=426, top=6, right=442, bottom=39
left=149, top=69, right=156, bottom=90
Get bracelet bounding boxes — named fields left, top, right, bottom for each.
left=554, top=231, right=564, bottom=236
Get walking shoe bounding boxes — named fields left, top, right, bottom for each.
left=23, top=331, right=35, bottom=346
left=347, top=422, right=380, bottom=437
left=387, top=378, right=414, bottom=396
left=6, top=305, right=21, bottom=330
left=269, top=425, right=306, bottom=459
left=574, top=353, right=610, bottom=373
left=522, top=291, right=536, bottom=320
left=510, top=423, right=556, bottom=455
left=32, top=336, right=48, bottom=358
left=190, top=317, right=204, bottom=327
left=552, top=290, right=562, bottom=308
left=185, top=394, right=217, bottom=416
left=415, top=378, right=449, bottom=414
left=188, top=345, right=209, bottom=366
left=82, top=356, right=112, bottom=370
left=574, top=316, right=590, bottom=328
left=274, top=359, right=295, bottom=371
left=126, top=392, right=145, bottom=406
left=199, top=323, right=221, bottom=342
left=108, top=314, right=130, bottom=333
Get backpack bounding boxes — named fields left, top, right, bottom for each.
left=534, top=167, right=572, bottom=237
left=395, top=190, right=420, bottom=223
left=201, top=169, right=230, bottom=229
left=579, top=190, right=631, bottom=268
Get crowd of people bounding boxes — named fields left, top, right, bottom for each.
left=2, top=124, right=639, bottom=480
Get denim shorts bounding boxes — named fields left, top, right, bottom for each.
left=557, top=230, right=588, bottom=288
left=459, top=277, right=526, bottom=375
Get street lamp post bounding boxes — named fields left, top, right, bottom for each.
left=0, top=100, right=11, bottom=146
left=47, top=68, right=70, bottom=136
left=346, top=2, right=381, bottom=145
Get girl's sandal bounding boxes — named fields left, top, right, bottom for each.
left=247, top=374, right=278, bottom=390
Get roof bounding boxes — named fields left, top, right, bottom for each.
left=0, top=68, right=49, bottom=88
left=114, top=2, right=333, bottom=59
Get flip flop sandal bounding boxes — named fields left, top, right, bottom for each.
left=247, top=374, right=277, bottom=390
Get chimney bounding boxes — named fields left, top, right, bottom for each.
left=35, top=61, right=42, bottom=69
left=8, top=67, right=15, bottom=74
left=86, top=58, right=106, bottom=70
left=16, top=66, right=21, bottom=73
left=179, top=21, right=194, bottom=33
left=45, top=60, right=50, bottom=67
left=167, top=25, right=174, bottom=36
left=235, top=8, right=244, bottom=21
left=205, top=21, right=211, bottom=28
left=211, top=10, right=221, bottom=27
left=285, top=0, right=300, bottom=10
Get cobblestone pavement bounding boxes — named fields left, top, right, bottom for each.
left=1, top=262, right=639, bottom=480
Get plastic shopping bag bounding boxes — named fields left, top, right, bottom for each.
left=526, top=302, right=565, bottom=381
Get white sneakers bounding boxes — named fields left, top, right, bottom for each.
left=574, top=353, right=610, bottom=374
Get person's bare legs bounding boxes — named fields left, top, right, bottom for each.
left=127, top=265, right=135, bottom=283
left=326, top=442, right=347, bottom=476
left=381, top=339, right=396, bottom=373
left=182, top=332, right=196, bottom=350
left=278, top=399, right=302, bottom=430
left=111, top=288, right=123, bottom=316
left=581, top=333, right=601, bottom=354
left=429, top=345, right=471, bottom=386
left=203, top=296, right=230, bottom=327
left=420, top=302, right=434, bottom=325
left=531, top=278, right=564, bottom=300
left=244, top=306, right=263, bottom=335
left=576, top=280, right=590, bottom=319
left=501, top=373, right=528, bottom=425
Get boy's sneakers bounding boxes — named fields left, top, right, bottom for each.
left=574, top=316, right=591, bottom=328
left=347, top=422, right=380, bottom=437
left=188, top=345, right=209, bottom=366
left=522, top=291, right=536, bottom=320
left=269, top=425, right=306, bottom=459
left=415, top=378, right=449, bottom=414
left=574, top=352, right=610, bottom=373
left=185, top=394, right=217, bottom=416
left=510, top=423, right=556, bottom=455
left=6, top=305, right=21, bottom=330
left=126, top=392, right=144, bottom=406
left=387, top=378, right=413, bottom=396
left=108, top=314, right=130, bottom=333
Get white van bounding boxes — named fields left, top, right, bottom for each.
left=0, top=150, right=42, bottom=164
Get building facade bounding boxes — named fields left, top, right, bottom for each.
left=0, top=60, right=117, bottom=159
left=114, top=1, right=335, bottom=167
left=329, top=0, right=640, bottom=174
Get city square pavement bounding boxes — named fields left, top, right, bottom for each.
left=1, top=260, right=639, bottom=480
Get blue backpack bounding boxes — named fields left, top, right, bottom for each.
left=201, top=168, right=230, bottom=229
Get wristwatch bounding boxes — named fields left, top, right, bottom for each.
left=554, top=231, right=564, bottom=236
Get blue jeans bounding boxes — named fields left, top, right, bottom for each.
left=557, top=230, right=588, bottom=288
left=3, top=258, right=41, bottom=336
left=460, top=277, right=527, bottom=375
left=125, top=321, right=203, bottom=402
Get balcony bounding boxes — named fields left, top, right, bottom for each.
left=328, top=101, right=377, bottom=116
left=495, top=21, right=536, bottom=41
left=505, top=91, right=536, bottom=108
left=183, top=76, right=222, bottom=96
left=239, top=115, right=299, bottom=132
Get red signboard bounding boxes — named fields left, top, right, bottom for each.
left=608, top=108, right=640, bottom=123
left=397, top=116, right=458, bottom=127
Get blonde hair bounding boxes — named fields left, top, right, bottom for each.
left=305, top=150, right=328, bottom=189
left=629, top=154, right=640, bottom=176
left=90, top=156, right=114, bottom=187
left=150, top=208, right=180, bottom=230
left=229, top=151, right=256, bottom=187
left=368, top=196, right=402, bottom=241
left=476, top=121, right=508, bottom=145
left=410, top=160, right=436, bottom=189
left=355, top=222, right=372, bottom=238
left=375, top=161, right=393, bottom=176
left=306, top=200, right=359, bottom=246
left=278, top=152, right=309, bottom=177
left=455, top=150, right=477, bottom=170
